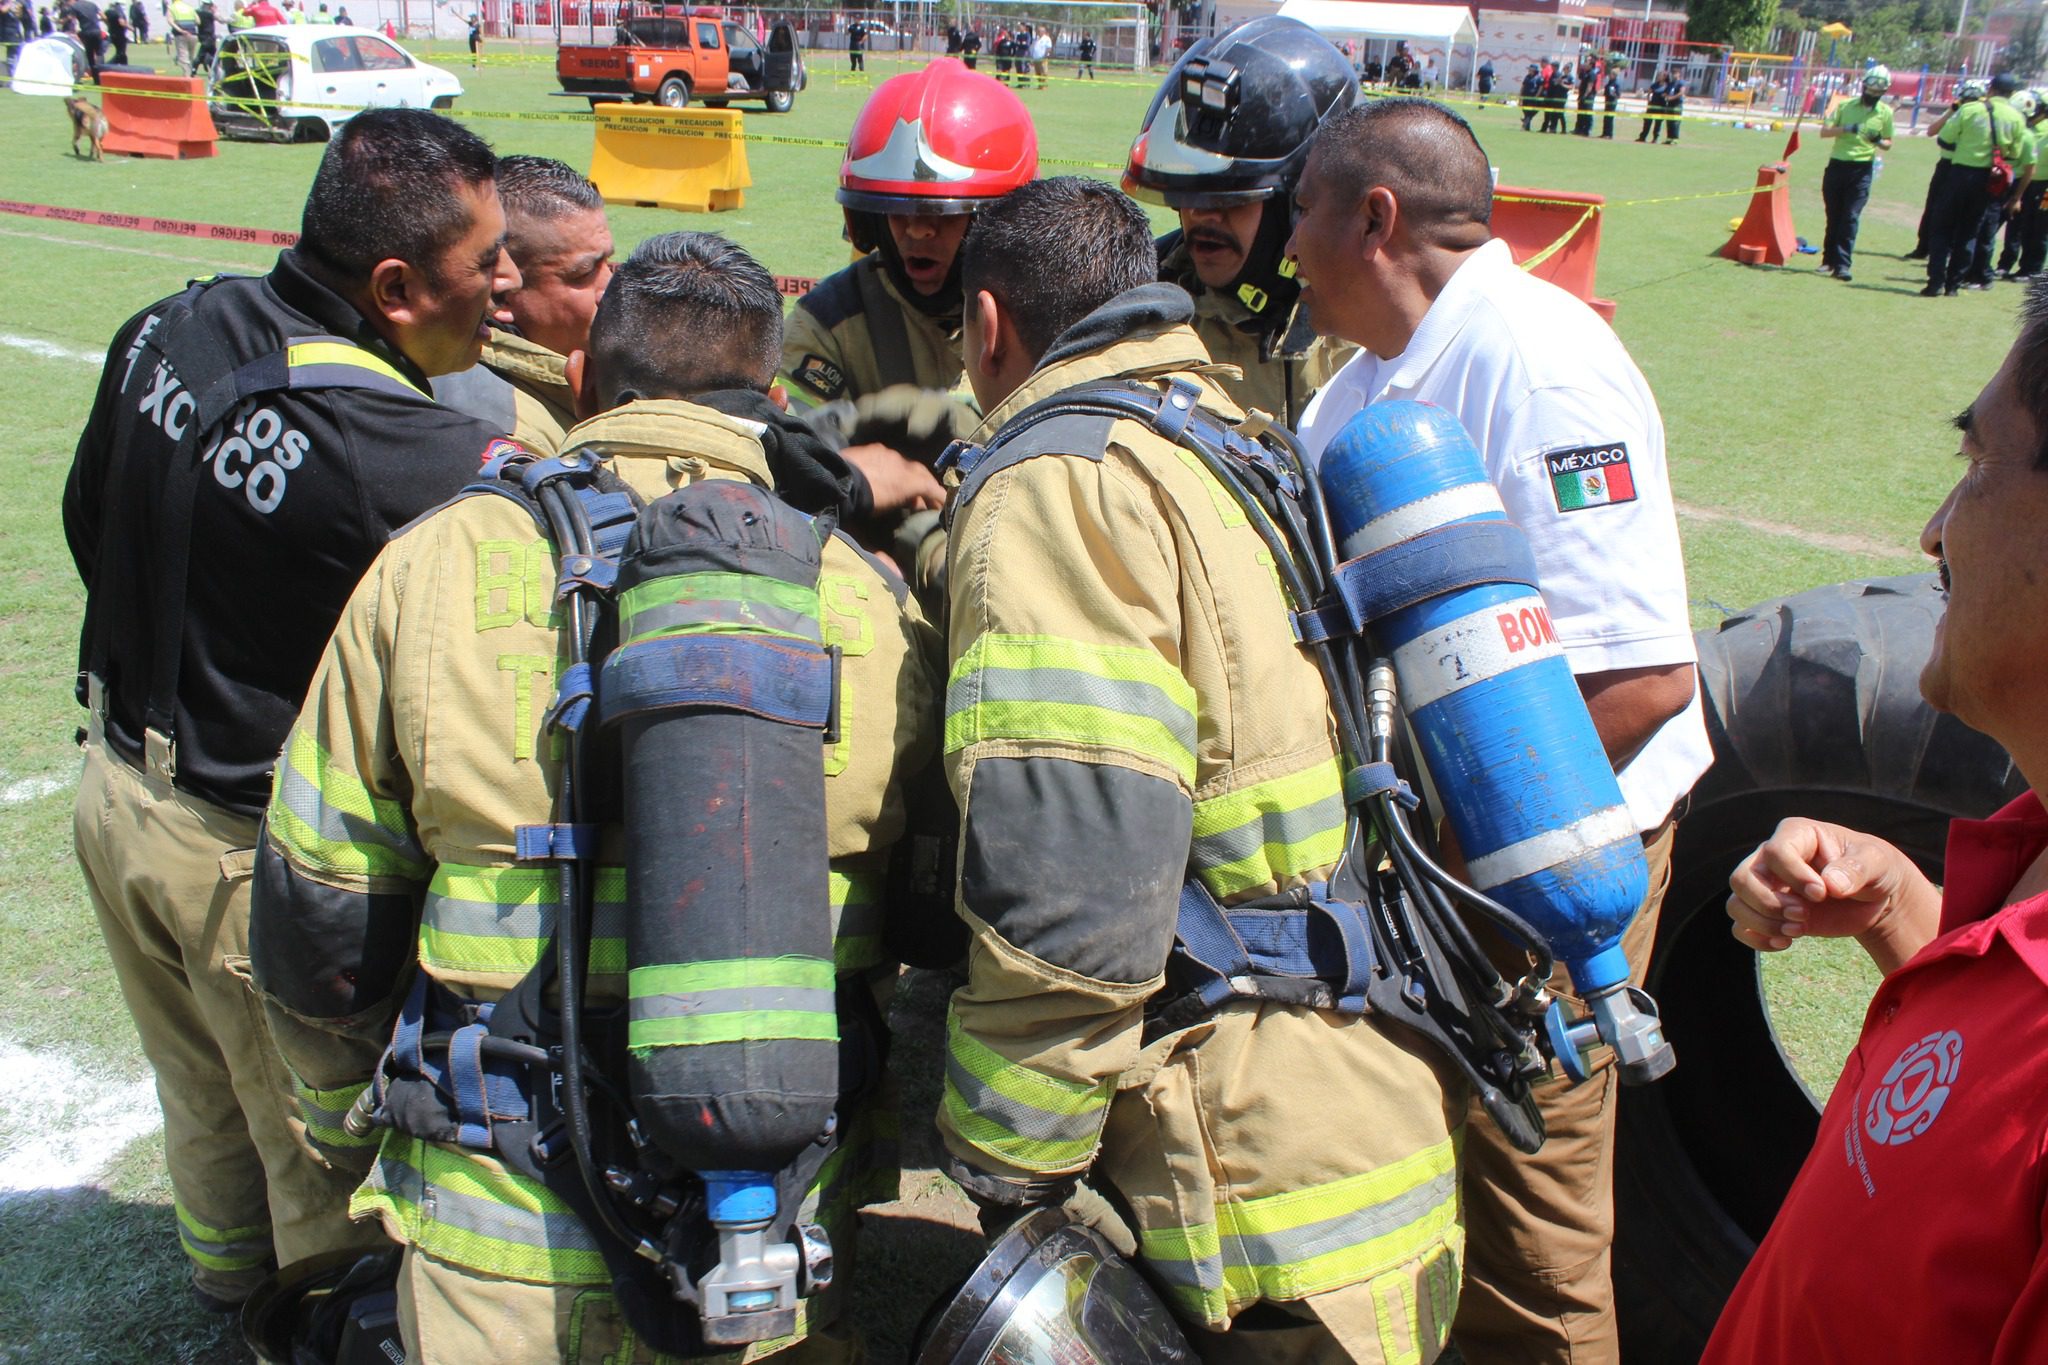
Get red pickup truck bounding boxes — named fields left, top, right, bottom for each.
left=556, top=9, right=804, bottom=112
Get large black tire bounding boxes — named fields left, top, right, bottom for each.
left=1613, top=574, right=2022, bottom=1360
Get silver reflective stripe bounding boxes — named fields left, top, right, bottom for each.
left=424, top=887, right=628, bottom=945
left=1340, top=485, right=1505, bottom=559
left=376, top=1156, right=603, bottom=1256
left=1464, top=806, right=1639, bottom=891
left=622, top=598, right=822, bottom=643
left=943, top=1050, right=1097, bottom=1145
left=628, top=985, right=837, bottom=1022
left=1223, top=1168, right=1457, bottom=1269
left=1190, top=791, right=1347, bottom=871
left=276, top=759, right=425, bottom=867
left=947, top=666, right=1199, bottom=753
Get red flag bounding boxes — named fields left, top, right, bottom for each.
left=1782, top=115, right=1804, bottom=160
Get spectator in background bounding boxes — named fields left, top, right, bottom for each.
left=102, top=0, right=124, bottom=60
left=1639, top=69, right=1669, bottom=142
left=38, top=3, right=51, bottom=32
left=960, top=24, right=978, bottom=68
left=61, top=0, right=102, bottom=72
left=1076, top=30, right=1093, bottom=78
left=465, top=9, right=479, bottom=67
left=1665, top=69, right=1684, bottom=141
left=1521, top=61, right=1541, bottom=129
left=1029, top=23, right=1049, bottom=87
left=846, top=15, right=865, bottom=72
left=1575, top=59, right=1597, bottom=135
left=1, top=0, right=24, bottom=65
left=194, top=0, right=215, bottom=67
left=1603, top=62, right=1621, bottom=137
left=126, top=0, right=141, bottom=40
left=944, top=22, right=960, bottom=54
left=333, top=3, right=347, bottom=21
left=1477, top=57, right=1493, bottom=102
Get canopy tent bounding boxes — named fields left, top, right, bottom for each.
left=1274, top=0, right=1481, bottom=91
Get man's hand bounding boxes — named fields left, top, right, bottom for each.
left=840, top=441, right=945, bottom=514
left=1725, top=818, right=1942, bottom=974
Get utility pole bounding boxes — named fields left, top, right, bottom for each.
left=1955, top=0, right=1973, bottom=75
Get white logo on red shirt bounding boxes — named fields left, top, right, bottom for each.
left=1864, top=1029, right=1963, bottom=1147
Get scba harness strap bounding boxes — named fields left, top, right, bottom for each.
left=939, top=379, right=1551, bottom=1149
left=359, top=447, right=869, bottom=1355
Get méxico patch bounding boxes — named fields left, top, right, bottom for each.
left=792, top=354, right=845, bottom=400
left=1544, top=442, right=1636, bottom=511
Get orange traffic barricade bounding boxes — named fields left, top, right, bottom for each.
left=1491, top=184, right=1616, bottom=323
left=98, top=71, right=218, bottom=159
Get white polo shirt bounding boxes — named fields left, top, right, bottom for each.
left=1297, top=238, right=1711, bottom=831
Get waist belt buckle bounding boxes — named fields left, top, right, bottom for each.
left=144, top=726, right=177, bottom=784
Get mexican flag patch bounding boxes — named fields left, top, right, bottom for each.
left=1545, top=442, right=1637, bottom=512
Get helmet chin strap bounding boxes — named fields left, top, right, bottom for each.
left=1221, top=196, right=1304, bottom=355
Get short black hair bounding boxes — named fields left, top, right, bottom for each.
left=2011, top=277, right=2048, bottom=468
left=586, top=232, right=782, bottom=407
left=959, top=177, right=1157, bottom=361
left=496, top=155, right=604, bottom=228
left=1306, top=98, right=1492, bottom=247
left=298, top=109, right=498, bottom=287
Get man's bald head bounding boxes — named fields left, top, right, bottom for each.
left=1304, top=97, right=1492, bottom=249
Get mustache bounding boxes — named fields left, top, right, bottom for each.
left=1187, top=230, right=1241, bottom=251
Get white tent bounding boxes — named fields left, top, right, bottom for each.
left=1274, top=0, right=1480, bottom=91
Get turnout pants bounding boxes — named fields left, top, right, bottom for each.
left=1928, top=164, right=1995, bottom=291
left=1449, top=822, right=1674, bottom=1364
left=398, top=1247, right=862, bottom=1364
left=1821, top=159, right=1876, bottom=274
left=73, top=737, right=381, bottom=1301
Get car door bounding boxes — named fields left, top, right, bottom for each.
left=722, top=21, right=761, bottom=89
left=308, top=33, right=375, bottom=110
left=352, top=33, right=423, bottom=106
left=692, top=17, right=728, bottom=93
left=763, top=20, right=798, bottom=93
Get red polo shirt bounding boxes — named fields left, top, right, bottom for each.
left=1703, top=792, right=2048, bottom=1364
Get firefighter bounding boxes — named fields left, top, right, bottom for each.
left=1818, top=65, right=1895, bottom=284
left=1124, top=15, right=1356, bottom=428
left=778, top=57, right=1036, bottom=410
left=937, top=175, right=1464, bottom=1361
left=433, top=155, right=613, bottom=456
left=249, top=231, right=945, bottom=1362
left=63, top=109, right=519, bottom=1314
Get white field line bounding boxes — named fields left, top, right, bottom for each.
left=0, top=775, right=68, bottom=806
left=0, top=1041, right=159, bottom=1197
left=0, top=331, right=104, bottom=366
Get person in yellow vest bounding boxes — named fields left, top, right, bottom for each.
left=2002, top=92, right=2048, bottom=277
left=310, top=2, right=331, bottom=21
left=1924, top=72, right=2026, bottom=295
left=1816, top=64, right=1894, bottom=284
left=250, top=231, right=946, bottom=1362
left=228, top=2, right=254, bottom=32
left=167, top=0, right=196, bottom=69
left=433, top=156, right=612, bottom=457
left=937, top=173, right=1465, bottom=1362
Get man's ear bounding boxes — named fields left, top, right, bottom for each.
left=566, top=348, right=599, bottom=421
left=973, top=288, right=1004, bottom=379
left=365, top=256, right=419, bottom=330
left=1357, top=186, right=1399, bottom=259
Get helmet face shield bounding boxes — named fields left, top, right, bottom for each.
left=915, top=1209, right=1200, bottom=1365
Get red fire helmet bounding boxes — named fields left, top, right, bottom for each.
left=837, top=58, right=1039, bottom=217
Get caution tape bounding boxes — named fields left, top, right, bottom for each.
left=1515, top=204, right=1597, bottom=272
left=0, top=74, right=1126, bottom=169
left=0, top=197, right=821, bottom=295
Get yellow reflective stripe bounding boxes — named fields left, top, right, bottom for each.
left=418, top=862, right=627, bottom=979
left=830, top=860, right=885, bottom=972
left=353, top=1137, right=609, bottom=1285
left=941, top=1015, right=1111, bottom=1173
left=1140, top=1135, right=1460, bottom=1317
left=284, top=340, right=426, bottom=396
left=290, top=1072, right=376, bottom=1150
left=269, top=728, right=427, bottom=881
left=1190, top=757, right=1348, bottom=899
left=945, top=632, right=1198, bottom=784
left=174, top=1199, right=272, bottom=1272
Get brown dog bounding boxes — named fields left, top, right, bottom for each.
left=65, top=96, right=107, bottom=160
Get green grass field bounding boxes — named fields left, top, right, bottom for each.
left=0, top=47, right=1992, bottom=1360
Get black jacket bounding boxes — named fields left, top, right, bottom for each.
left=65, top=250, right=508, bottom=814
